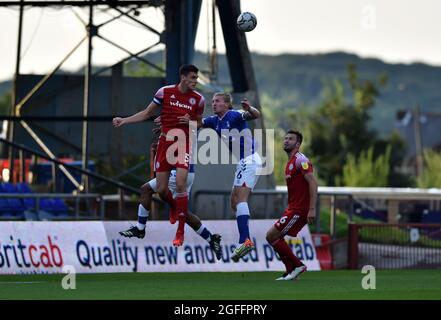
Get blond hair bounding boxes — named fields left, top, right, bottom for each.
left=214, top=92, right=233, bottom=109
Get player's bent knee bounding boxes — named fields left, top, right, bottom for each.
left=175, top=181, right=187, bottom=193
left=140, top=184, right=153, bottom=195
left=266, top=227, right=280, bottom=243
left=265, top=231, right=272, bottom=243
left=234, top=186, right=251, bottom=202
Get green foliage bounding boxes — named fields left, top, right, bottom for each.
left=341, top=145, right=391, bottom=187
left=416, top=149, right=441, bottom=188
left=359, top=226, right=441, bottom=248
left=0, top=92, right=11, bottom=115
left=378, top=131, right=414, bottom=187
left=261, top=94, right=313, bottom=185
left=305, top=65, right=383, bottom=185
left=287, top=64, right=409, bottom=187
left=124, top=62, right=164, bottom=78
left=269, top=129, right=288, bottom=186
left=262, top=63, right=411, bottom=187
left=308, top=208, right=380, bottom=238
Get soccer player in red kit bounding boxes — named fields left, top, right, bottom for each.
left=266, top=130, right=318, bottom=281
left=113, top=64, right=205, bottom=246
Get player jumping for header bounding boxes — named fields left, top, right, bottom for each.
left=201, top=92, right=262, bottom=262
left=113, top=64, right=204, bottom=247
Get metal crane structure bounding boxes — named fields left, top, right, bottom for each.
left=0, top=0, right=270, bottom=196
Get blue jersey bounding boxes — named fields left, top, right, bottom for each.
left=202, top=110, right=255, bottom=160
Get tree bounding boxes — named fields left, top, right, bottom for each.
left=296, top=64, right=407, bottom=186
left=416, top=150, right=441, bottom=188
left=341, top=146, right=391, bottom=187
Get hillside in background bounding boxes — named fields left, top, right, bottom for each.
left=1, top=51, right=440, bottom=136
left=192, top=51, right=441, bottom=136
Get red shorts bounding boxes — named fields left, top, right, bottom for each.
left=155, top=135, right=190, bottom=172
left=274, top=208, right=308, bottom=237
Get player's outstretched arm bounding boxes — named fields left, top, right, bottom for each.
left=304, top=172, right=318, bottom=224
left=241, top=98, right=261, bottom=120
left=113, top=102, right=161, bottom=127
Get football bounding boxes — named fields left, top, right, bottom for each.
left=236, top=12, right=257, bottom=32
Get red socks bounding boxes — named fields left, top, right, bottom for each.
left=175, top=192, right=188, bottom=228
left=162, top=189, right=175, bottom=208
left=271, top=239, right=303, bottom=273
left=173, top=192, right=188, bottom=246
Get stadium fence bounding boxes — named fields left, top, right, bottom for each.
left=348, top=223, right=441, bottom=269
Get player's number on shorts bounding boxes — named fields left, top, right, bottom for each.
left=236, top=163, right=246, bottom=179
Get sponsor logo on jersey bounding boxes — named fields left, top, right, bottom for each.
left=170, top=100, right=192, bottom=110
left=189, top=97, right=196, bottom=105
left=301, top=162, right=309, bottom=170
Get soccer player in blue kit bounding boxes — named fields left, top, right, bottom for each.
left=201, top=92, right=262, bottom=262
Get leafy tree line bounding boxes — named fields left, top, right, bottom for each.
left=416, top=150, right=441, bottom=188
left=270, top=64, right=426, bottom=188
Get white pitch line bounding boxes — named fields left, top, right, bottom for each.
left=0, top=281, right=43, bottom=284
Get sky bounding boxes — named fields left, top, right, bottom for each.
left=0, top=0, right=440, bottom=82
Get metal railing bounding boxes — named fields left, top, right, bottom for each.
left=194, top=187, right=441, bottom=238
left=0, top=193, right=104, bottom=220
left=194, top=189, right=320, bottom=230
left=193, top=189, right=360, bottom=234
left=348, top=223, right=441, bottom=269
left=194, top=189, right=287, bottom=215
left=0, top=137, right=166, bottom=219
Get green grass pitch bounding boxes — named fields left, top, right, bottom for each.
left=0, top=270, right=440, bottom=300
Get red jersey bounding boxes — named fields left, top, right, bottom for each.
left=153, top=84, right=205, bottom=136
left=285, top=152, right=314, bottom=215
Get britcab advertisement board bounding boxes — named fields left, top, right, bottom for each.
left=0, top=220, right=320, bottom=274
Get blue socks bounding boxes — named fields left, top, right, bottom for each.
left=196, top=224, right=212, bottom=243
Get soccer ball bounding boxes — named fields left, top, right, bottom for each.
left=237, top=12, right=257, bottom=32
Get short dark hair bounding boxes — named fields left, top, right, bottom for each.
left=286, top=129, right=303, bottom=145
left=179, top=64, right=199, bottom=76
